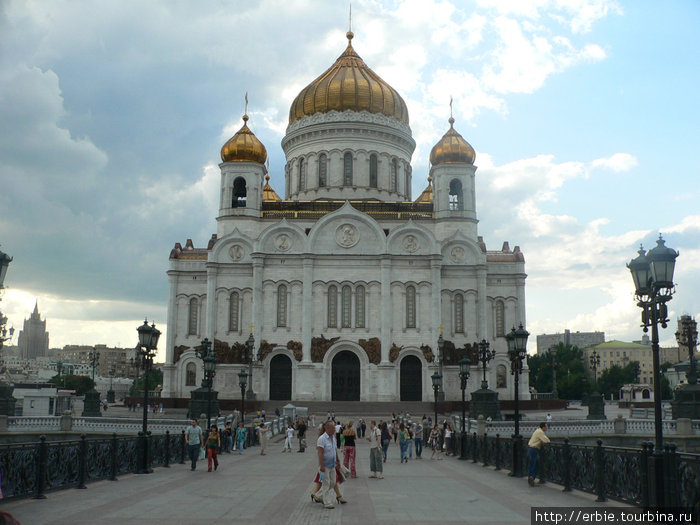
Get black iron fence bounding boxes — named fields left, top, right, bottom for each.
left=0, top=431, right=185, bottom=501
left=454, top=432, right=700, bottom=515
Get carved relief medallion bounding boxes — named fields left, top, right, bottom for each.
left=450, top=246, right=465, bottom=263
left=335, top=224, right=359, bottom=248
left=275, top=234, right=291, bottom=252
left=403, top=234, right=419, bottom=253
left=229, top=245, right=244, bottom=261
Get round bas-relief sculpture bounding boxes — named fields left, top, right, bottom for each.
left=403, top=234, right=419, bottom=253
left=450, top=246, right=465, bottom=263
left=335, top=224, right=359, bottom=248
left=275, top=234, right=292, bottom=252
left=229, top=245, right=245, bottom=261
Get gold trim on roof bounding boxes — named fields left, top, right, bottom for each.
left=289, top=32, right=409, bottom=125
left=262, top=175, right=281, bottom=201
left=415, top=176, right=434, bottom=203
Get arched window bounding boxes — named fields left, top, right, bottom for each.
left=390, top=158, right=398, bottom=192
left=341, top=285, right=352, bottom=328
left=355, top=285, right=365, bottom=328
left=229, top=292, right=239, bottom=332
left=277, top=284, right=287, bottom=328
left=496, top=364, right=507, bottom=388
left=298, top=158, right=305, bottom=192
left=186, top=362, right=197, bottom=386
left=449, top=179, right=463, bottom=210
left=343, top=152, right=353, bottom=186
left=328, top=285, right=337, bottom=328
left=188, top=298, right=198, bottom=336
left=406, top=285, right=416, bottom=328
left=642, top=389, right=651, bottom=399
left=369, top=155, right=378, bottom=188
left=232, top=177, right=247, bottom=208
left=495, top=300, right=505, bottom=337
left=454, top=293, right=464, bottom=333
left=318, top=154, right=327, bottom=187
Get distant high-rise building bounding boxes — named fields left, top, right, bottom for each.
left=18, top=302, right=49, bottom=360
left=536, top=329, right=605, bottom=354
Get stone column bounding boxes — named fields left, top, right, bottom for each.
left=205, top=264, right=217, bottom=342
left=165, top=272, right=178, bottom=364
left=430, top=258, right=442, bottom=343
left=302, top=257, right=313, bottom=362
left=476, top=268, right=487, bottom=339
left=516, top=276, right=526, bottom=327
left=380, top=257, right=392, bottom=364
left=252, top=256, right=264, bottom=345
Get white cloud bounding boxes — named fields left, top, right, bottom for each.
left=591, top=153, right=638, bottom=172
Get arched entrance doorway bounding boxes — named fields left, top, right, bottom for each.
left=400, top=355, right=422, bottom=401
left=332, top=351, right=360, bottom=401
left=269, top=354, right=292, bottom=400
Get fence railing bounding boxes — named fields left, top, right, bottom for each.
left=452, top=431, right=700, bottom=515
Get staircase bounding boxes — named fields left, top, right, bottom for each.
left=254, top=400, right=437, bottom=418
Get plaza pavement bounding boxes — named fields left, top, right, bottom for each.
left=2, top=431, right=629, bottom=525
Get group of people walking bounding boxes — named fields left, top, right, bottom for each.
left=184, top=419, right=250, bottom=472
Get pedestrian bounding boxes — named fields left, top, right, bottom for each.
left=392, top=423, right=398, bottom=443
left=407, top=424, right=414, bottom=459
left=429, top=425, right=443, bottom=460
left=398, top=423, right=410, bottom=463
left=366, top=420, right=384, bottom=479
left=206, top=426, right=221, bottom=472
left=380, top=422, right=390, bottom=462
left=185, top=418, right=203, bottom=471
left=546, top=413, right=552, bottom=423
left=311, top=426, right=347, bottom=505
left=414, top=421, right=423, bottom=458
left=235, top=422, right=247, bottom=454
left=335, top=421, right=342, bottom=449
left=342, top=421, right=357, bottom=478
left=259, top=421, right=270, bottom=455
left=223, top=422, right=233, bottom=453
left=528, top=422, right=551, bottom=487
left=316, top=420, right=341, bottom=509
left=360, top=419, right=366, bottom=438
left=444, top=423, right=453, bottom=456
left=297, top=418, right=307, bottom=452
left=275, top=407, right=280, bottom=417
left=283, top=423, right=294, bottom=452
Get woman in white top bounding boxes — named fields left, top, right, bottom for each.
left=283, top=423, right=295, bottom=452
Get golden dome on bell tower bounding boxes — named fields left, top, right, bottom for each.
left=429, top=117, right=475, bottom=166
left=221, top=114, right=268, bottom=164
left=289, top=31, right=409, bottom=125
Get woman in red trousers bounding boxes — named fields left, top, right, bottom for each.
left=342, top=421, right=357, bottom=478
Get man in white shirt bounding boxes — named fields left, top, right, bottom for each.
left=317, top=421, right=340, bottom=508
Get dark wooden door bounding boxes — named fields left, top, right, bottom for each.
left=269, top=354, right=292, bottom=400
left=332, top=351, right=360, bottom=401
left=400, top=355, right=422, bottom=401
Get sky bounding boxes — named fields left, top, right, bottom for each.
left=1, top=0, right=698, bottom=361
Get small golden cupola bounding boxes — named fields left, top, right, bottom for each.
left=289, top=31, right=409, bottom=125
left=262, top=175, right=281, bottom=202
left=429, top=117, right=475, bottom=166
left=221, top=114, right=268, bottom=164
left=414, top=176, right=434, bottom=204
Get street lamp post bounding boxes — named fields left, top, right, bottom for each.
left=136, top=319, right=161, bottom=474
left=627, top=235, right=678, bottom=508
left=238, top=369, right=248, bottom=423
left=431, top=371, right=441, bottom=427
left=436, top=334, right=445, bottom=400
left=506, top=323, right=529, bottom=477
left=0, top=248, right=15, bottom=416
left=550, top=347, right=559, bottom=398
left=476, top=339, right=494, bottom=390
left=590, top=350, right=600, bottom=387
left=586, top=349, right=605, bottom=420
left=199, top=338, right=217, bottom=430
left=676, top=317, right=698, bottom=386
left=458, top=357, right=471, bottom=460
left=81, top=349, right=102, bottom=417
left=245, top=332, right=255, bottom=400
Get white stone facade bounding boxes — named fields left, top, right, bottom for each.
left=162, top=45, right=529, bottom=404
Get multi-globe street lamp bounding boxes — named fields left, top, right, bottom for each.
left=676, top=317, right=698, bottom=386
left=506, top=323, right=529, bottom=477
left=245, top=332, right=255, bottom=400
left=627, top=235, right=678, bottom=508
left=458, top=356, right=471, bottom=460
left=0, top=247, right=15, bottom=416
left=136, top=319, right=161, bottom=474
left=589, top=350, right=600, bottom=386
left=238, top=369, right=248, bottom=423
left=107, top=367, right=115, bottom=404
left=197, top=338, right=217, bottom=429
left=549, top=348, right=559, bottom=398
left=431, top=371, right=441, bottom=428
left=476, top=339, right=494, bottom=390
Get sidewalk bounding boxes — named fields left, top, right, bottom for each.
left=2, top=438, right=628, bottom=524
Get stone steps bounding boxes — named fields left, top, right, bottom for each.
left=255, top=400, right=436, bottom=417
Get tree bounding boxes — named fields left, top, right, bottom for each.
left=48, top=374, right=95, bottom=396
left=597, top=361, right=640, bottom=399
left=528, top=343, right=592, bottom=400
left=129, top=369, right=163, bottom=396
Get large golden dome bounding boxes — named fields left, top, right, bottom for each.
left=429, top=117, right=475, bottom=165
left=289, top=32, right=409, bottom=125
left=221, top=115, right=268, bottom=164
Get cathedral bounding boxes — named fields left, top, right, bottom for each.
left=162, top=30, right=529, bottom=403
